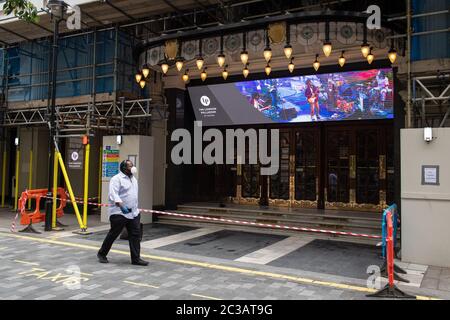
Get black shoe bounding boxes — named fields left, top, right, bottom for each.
left=97, top=254, right=109, bottom=263
left=132, top=259, right=149, bottom=266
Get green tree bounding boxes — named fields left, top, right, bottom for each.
left=2, top=0, right=39, bottom=23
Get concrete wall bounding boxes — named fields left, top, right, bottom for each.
left=151, top=119, right=166, bottom=207
left=401, top=128, right=450, bottom=267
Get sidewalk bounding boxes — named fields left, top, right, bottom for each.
left=1, top=207, right=449, bottom=300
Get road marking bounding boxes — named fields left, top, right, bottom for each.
left=0, top=246, right=8, bottom=250
left=141, top=227, right=223, bottom=249
left=14, top=259, right=40, bottom=266
left=235, top=236, right=312, bottom=265
left=123, top=280, right=159, bottom=289
left=191, top=293, right=222, bottom=300
left=0, top=231, right=440, bottom=300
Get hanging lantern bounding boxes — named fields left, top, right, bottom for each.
left=142, top=64, right=150, bottom=78
left=361, top=42, right=370, bottom=58
left=201, top=67, right=207, bottom=82
left=182, top=69, right=189, bottom=83
left=243, top=64, right=249, bottom=78
left=196, top=56, right=204, bottom=70
left=288, top=57, right=294, bottom=73
left=322, top=42, right=332, bottom=57
left=388, top=47, right=397, bottom=64
left=313, top=54, right=320, bottom=71
left=135, top=72, right=142, bottom=84
left=217, top=53, right=226, bottom=68
left=263, top=46, right=272, bottom=62
left=139, top=80, right=146, bottom=89
left=161, top=61, right=169, bottom=74
left=175, top=57, right=184, bottom=72
left=284, top=44, right=293, bottom=59
left=367, top=48, right=374, bottom=64
left=265, top=62, right=271, bottom=76
left=222, top=65, right=228, bottom=80
left=338, top=51, right=346, bottom=67
left=240, top=50, right=249, bottom=65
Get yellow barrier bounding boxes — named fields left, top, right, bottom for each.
left=52, top=149, right=59, bottom=229
left=1, top=150, right=6, bottom=207
left=27, top=150, right=33, bottom=210
left=56, top=151, right=85, bottom=230
left=14, top=149, right=20, bottom=211
left=83, top=143, right=90, bottom=228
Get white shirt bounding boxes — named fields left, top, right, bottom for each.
left=108, top=172, right=139, bottom=219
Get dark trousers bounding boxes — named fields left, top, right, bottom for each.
left=98, top=214, right=141, bottom=263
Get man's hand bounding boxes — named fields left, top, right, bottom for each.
left=116, top=202, right=132, bottom=214
left=119, top=206, right=132, bottom=214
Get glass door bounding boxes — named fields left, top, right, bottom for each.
left=293, top=129, right=319, bottom=207
left=325, top=129, right=350, bottom=207
left=269, top=131, right=290, bottom=204
left=355, top=129, right=379, bottom=205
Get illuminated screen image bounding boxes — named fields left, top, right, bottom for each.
left=188, top=68, right=394, bottom=126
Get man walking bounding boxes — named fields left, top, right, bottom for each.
left=97, top=159, right=148, bottom=266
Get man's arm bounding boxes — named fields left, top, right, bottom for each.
left=109, top=177, right=130, bottom=213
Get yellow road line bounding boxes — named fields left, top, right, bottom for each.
left=191, top=293, right=222, bottom=300
left=14, top=259, right=40, bottom=266
left=0, top=231, right=440, bottom=300
left=123, top=280, right=159, bottom=289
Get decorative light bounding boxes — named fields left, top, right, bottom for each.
left=361, top=42, right=370, bottom=58
left=265, top=62, right=271, bottom=76
left=284, top=23, right=293, bottom=59
left=240, top=50, right=249, bottom=65
left=263, top=29, right=272, bottom=62
left=322, top=42, right=332, bottom=57
left=222, top=65, right=228, bottom=80
left=182, top=69, right=189, bottom=83
left=322, top=22, right=332, bottom=57
left=217, top=35, right=225, bottom=67
left=135, top=72, right=142, bottom=84
left=284, top=45, right=293, bottom=59
left=338, top=51, right=346, bottom=67
left=196, top=57, right=204, bottom=70
left=240, top=32, right=249, bottom=65
left=139, top=80, right=146, bottom=89
left=288, top=57, right=294, bottom=73
left=367, top=47, right=374, bottom=64
left=263, top=46, right=272, bottom=62
left=196, top=39, right=204, bottom=70
left=243, top=64, right=249, bottom=78
left=142, top=64, right=150, bottom=78
left=217, top=53, right=226, bottom=67
left=388, top=47, right=397, bottom=64
left=175, top=58, right=184, bottom=72
left=175, top=39, right=184, bottom=72
left=200, top=67, right=207, bottom=82
left=161, top=60, right=169, bottom=74
left=361, top=26, right=370, bottom=58
left=313, top=54, right=320, bottom=71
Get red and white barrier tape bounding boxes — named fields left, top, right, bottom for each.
left=39, top=195, right=381, bottom=239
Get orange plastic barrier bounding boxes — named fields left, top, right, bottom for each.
left=18, top=188, right=67, bottom=226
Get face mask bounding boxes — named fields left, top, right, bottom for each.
left=130, top=166, right=137, bottom=175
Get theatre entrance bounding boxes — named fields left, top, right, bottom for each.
left=187, top=121, right=394, bottom=212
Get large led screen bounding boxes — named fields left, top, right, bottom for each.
left=188, top=68, right=394, bottom=126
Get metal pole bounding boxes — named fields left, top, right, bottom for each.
left=406, top=0, right=412, bottom=128
left=45, top=14, right=61, bottom=231
left=1, top=146, right=6, bottom=207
